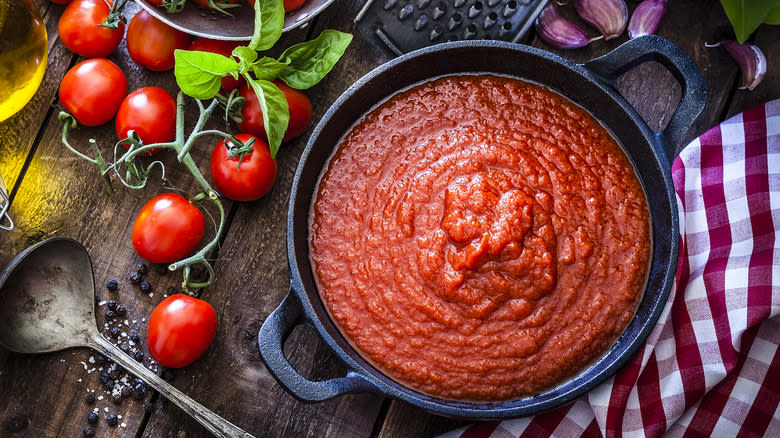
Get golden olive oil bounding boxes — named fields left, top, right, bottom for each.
left=0, top=0, right=47, bottom=122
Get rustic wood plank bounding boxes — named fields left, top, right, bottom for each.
left=0, top=2, right=242, bottom=437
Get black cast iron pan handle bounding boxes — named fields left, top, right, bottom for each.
left=257, top=291, right=378, bottom=401
left=582, top=35, right=707, bottom=161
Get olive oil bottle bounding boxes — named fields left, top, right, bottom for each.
left=0, top=0, right=47, bottom=122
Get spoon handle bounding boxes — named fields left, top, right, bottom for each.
left=90, top=335, right=255, bottom=438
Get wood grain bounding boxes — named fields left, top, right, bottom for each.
left=0, top=0, right=777, bottom=437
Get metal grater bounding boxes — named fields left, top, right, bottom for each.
left=355, top=0, right=548, bottom=57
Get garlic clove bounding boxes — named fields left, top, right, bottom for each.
left=572, top=0, right=628, bottom=40
left=628, top=0, right=667, bottom=39
left=706, top=40, right=767, bottom=90
left=535, top=3, right=602, bottom=49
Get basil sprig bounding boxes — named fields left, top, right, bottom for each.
left=173, top=0, right=352, bottom=157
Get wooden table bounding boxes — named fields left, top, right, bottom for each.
left=0, top=0, right=777, bottom=436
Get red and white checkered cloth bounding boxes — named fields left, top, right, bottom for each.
left=440, top=99, right=780, bottom=438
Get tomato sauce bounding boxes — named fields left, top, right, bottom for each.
left=309, top=75, right=650, bottom=401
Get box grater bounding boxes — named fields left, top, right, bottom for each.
left=355, top=0, right=548, bottom=57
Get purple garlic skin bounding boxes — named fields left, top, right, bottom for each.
left=535, top=3, right=601, bottom=49
left=628, top=0, right=668, bottom=39
left=572, top=0, right=628, bottom=40
left=707, top=40, right=767, bottom=91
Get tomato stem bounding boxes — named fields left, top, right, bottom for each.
left=58, top=92, right=233, bottom=293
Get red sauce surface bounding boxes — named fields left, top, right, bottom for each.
left=309, top=75, right=650, bottom=401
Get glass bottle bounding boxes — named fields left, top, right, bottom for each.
left=0, top=0, right=47, bottom=122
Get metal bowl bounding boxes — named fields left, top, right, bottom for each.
left=136, top=0, right=336, bottom=40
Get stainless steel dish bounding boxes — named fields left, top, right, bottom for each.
left=136, top=0, right=336, bottom=40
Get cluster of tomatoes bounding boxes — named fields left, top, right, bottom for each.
left=54, top=0, right=313, bottom=368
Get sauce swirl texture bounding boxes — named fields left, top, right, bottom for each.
left=310, top=75, right=650, bottom=401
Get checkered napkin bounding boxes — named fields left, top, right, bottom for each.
left=439, top=99, right=780, bottom=438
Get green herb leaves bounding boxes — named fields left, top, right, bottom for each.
left=277, top=30, right=353, bottom=89
left=174, top=51, right=239, bottom=100
left=719, top=0, right=780, bottom=43
left=172, top=0, right=352, bottom=157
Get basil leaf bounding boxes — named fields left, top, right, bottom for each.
left=277, top=30, right=353, bottom=90
left=174, top=49, right=240, bottom=100
left=765, top=4, right=780, bottom=24
left=719, top=0, right=780, bottom=43
left=252, top=57, right=290, bottom=81
left=233, top=46, right=259, bottom=76
left=245, top=78, right=289, bottom=158
left=249, top=0, right=285, bottom=51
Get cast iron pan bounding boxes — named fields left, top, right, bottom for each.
left=258, top=35, right=706, bottom=419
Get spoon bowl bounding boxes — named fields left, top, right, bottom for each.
left=0, top=237, right=254, bottom=438
left=0, top=238, right=97, bottom=353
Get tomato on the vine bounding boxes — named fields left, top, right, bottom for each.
left=116, top=87, right=177, bottom=149
left=57, top=0, right=124, bottom=58
left=237, top=81, right=313, bottom=143
left=187, top=38, right=245, bottom=92
left=210, top=133, right=277, bottom=201
left=59, top=58, right=127, bottom=126
left=126, top=10, right=192, bottom=71
left=132, top=193, right=206, bottom=264
left=147, top=294, right=217, bottom=368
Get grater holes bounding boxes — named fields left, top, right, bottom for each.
left=484, top=11, right=498, bottom=29
left=399, top=3, right=414, bottom=20
left=502, top=0, right=517, bottom=17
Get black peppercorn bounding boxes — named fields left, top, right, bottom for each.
left=85, top=393, right=96, bottom=405
left=112, top=393, right=122, bottom=404
left=144, top=402, right=155, bottom=413
left=107, top=300, right=117, bottom=311
left=129, top=271, right=142, bottom=283
left=136, top=263, right=148, bottom=275
left=133, top=350, right=144, bottom=362
left=87, top=412, right=98, bottom=425
left=130, top=332, right=141, bottom=343
left=119, top=344, right=130, bottom=353
left=110, top=327, right=121, bottom=338
left=106, top=279, right=118, bottom=291
left=98, top=371, right=110, bottom=384
left=109, top=369, right=121, bottom=380
left=104, top=379, right=115, bottom=390
left=93, top=353, right=107, bottom=365
left=116, top=304, right=127, bottom=317
left=94, top=294, right=101, bottom=304
left=122, top=385, right=131, bottom=398
left=106, top=413, right=118, bottom=427
left=140, top=281, right=152, bottom=292
left=83, top=426, right=96, bottom=437
left=105, top=309, right=116, bottom=320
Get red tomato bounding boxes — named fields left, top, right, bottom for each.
left=147, top=294, right=217, bottom=368
left=126, top=10, right=192, bottom=71
left=58, top=58, right=127, bottom=126
left=210, top=134, right=277, bottom=201
left=116, top=87, right=177, bottom=150
left=131, top=193, right=206, bottom=264
left=187, top=38, right=244, bottom=92
left=246, top=0, right=305, bottom=13
left=237, top=81, right=313, bottom=142
left=57, top=0, right=124, bottom=57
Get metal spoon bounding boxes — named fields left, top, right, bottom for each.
left=0, top=237, right=254, bottom=438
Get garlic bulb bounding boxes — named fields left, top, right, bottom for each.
left=572, top=0, right=628, bottom=40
